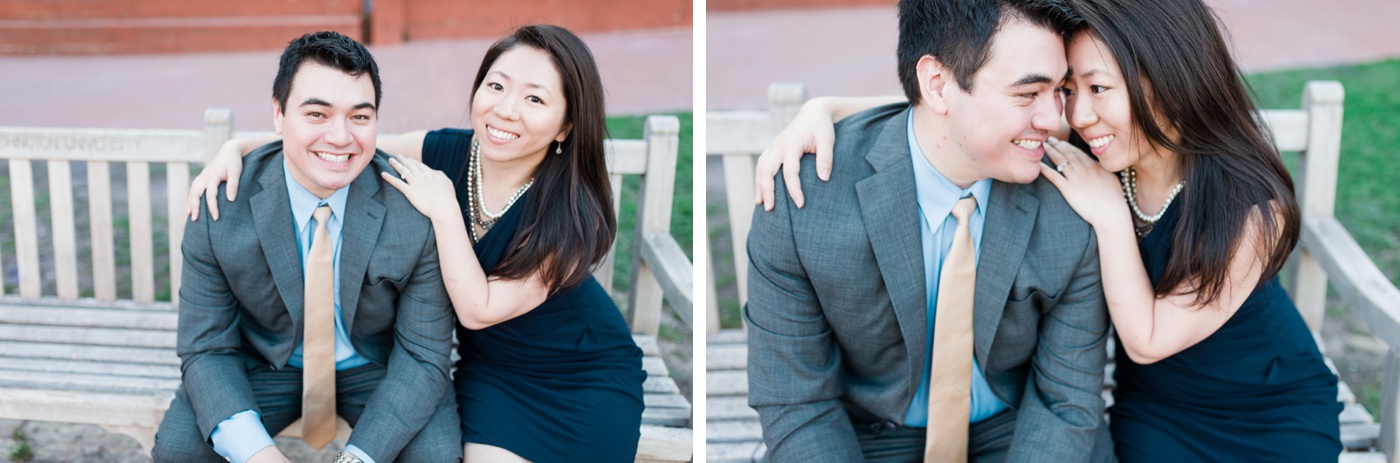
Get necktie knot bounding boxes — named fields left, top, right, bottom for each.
left=313, top=205, right=332, bottom=228
left=951, top=196, right=977, bottom=225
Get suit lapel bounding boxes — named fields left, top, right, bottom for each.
left=250, top=155, right=306, bottom=328
left=854, top=110, right=929, bottom=388
left=974, top=181, right=1037, bottom=364
left=337, top=159, right=386, bottom=336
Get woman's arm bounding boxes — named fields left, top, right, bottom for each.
left=754, top=96, right=903, bottom=210
left=1041, top=138, right=1273, bottom=364
left=381, top=156, right=550, bottom=330
left=186, top=131, right=430, bottom=221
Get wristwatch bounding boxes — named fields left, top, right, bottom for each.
left=333, top=452, right=363, bottom=463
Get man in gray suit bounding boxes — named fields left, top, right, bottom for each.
left=746, top=1, right=1113, bottom=462
left=152, top=32, right=459, bottom=463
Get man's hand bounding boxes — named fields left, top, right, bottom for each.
left=245, top=445, right=292, bottom=463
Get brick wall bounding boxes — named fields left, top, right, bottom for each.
left=1, top=0, right=691, bottom=54
left=0, top=0, right=363, bottom=54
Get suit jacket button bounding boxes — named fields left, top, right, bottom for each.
left=885, top=420, right=900, bottom=431
left=869, top=422, right=884, bottom=433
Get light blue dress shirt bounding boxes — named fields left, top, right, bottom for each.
left=902, top=111, right=1009, bottom=427
left=209, top=160, right=374, bottom=463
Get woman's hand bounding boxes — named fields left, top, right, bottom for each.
left=187, top=139, right=248, bottom=221
left=1040, top=136, right=1131, bottom=229
left=381, top=156, right=460, bottom=222
left=753, top=98, right=840, bottom=210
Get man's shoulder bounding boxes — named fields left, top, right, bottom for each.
left=363, top=150, right=434, bottom=232
left=833, top=102, right=909, bottom=142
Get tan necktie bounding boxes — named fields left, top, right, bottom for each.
left=302, top=205, right=336, bottom=449
left=925, top=196, right=978, bottom=462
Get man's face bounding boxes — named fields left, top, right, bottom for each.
left=274, top=62, right=378, bottom=199
left=942, top=19, right=1066, bottom=185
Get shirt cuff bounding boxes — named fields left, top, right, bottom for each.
left=346, top=444, right=376, bottom=463
left=210, top=410, right=276, bottom=463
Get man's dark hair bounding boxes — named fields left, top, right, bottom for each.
left=272, top=31, right=382, bottom=113
left=897, top=0, right=1079, bottom=103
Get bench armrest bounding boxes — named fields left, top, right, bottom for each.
left=1300, top=217, right=1400, bottom=347
left=639, top=232, right=694, bottom=326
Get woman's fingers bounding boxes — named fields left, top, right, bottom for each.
left=1042, top=137, right=1068, bottom=168
left=224, top=172, right=240, bottom=202
left=187, top=176, right=205, bottom=221
left=1039, top=162, right=1067, bottom=189
left=782, top=148, right=805, bottom=209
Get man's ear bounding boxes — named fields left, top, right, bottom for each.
left=272, top=100, right=284, bottom=135
left=916, top=55, right=951, bottom=115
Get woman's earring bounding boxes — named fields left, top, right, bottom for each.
left=555, top=142, right=563, bottom=155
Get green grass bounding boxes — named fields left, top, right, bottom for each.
left=9, top=427, right=33, bottom=463
left=1247, top=60, right=1400, bottom=279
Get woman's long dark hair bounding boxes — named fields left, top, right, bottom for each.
left=1068, top=0, right=1301, bottom=307
left=472, top=25, right=615, bottom=295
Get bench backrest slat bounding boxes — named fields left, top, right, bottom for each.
left=10, top=159, right=40, bottom=298
left=127, top=161, right=156, bottom=304
left=88, top=161, right=118, bottom=302
left=48, top=159, right=79, bottom=300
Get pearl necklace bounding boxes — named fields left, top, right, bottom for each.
left=465, top=139, right=533, bottom=243
left=1119, top=166, right=1184, bottom=225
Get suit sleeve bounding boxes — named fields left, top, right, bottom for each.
left=1006, top=228, right=1112, bottom=462
left=176, top=190, right=261, bottom=440
left=346, top=225, right=455, bottom=461
left=745, top=169, right=863, bottom=463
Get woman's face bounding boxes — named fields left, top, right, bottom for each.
left=1062, top=31, right=1157, bottom=172
left=472, top=46, right=571, bottom=167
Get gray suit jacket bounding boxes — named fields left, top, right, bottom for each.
left=746, top=104, right=1112, bottom=462
left=176, top=142, right=454, bottom=461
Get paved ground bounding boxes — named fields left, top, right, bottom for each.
left=0, top=26, right=692, bottom=133
left=708, top=0, right=1400, bottom=110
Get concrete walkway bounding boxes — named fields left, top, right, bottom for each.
left=0, top=26, right=692, bottom=133
left=708, top=0, right=1400, bottom=110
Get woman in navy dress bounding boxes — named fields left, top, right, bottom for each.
left=1042, top=1, right=1341, bottom=459
left=378, top=25, right=646, bottom=463
left=752, top=0, right=1342, bottom=460
left=190, top=24, right=646, bottom=463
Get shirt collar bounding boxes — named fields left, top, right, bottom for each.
left=284, top=160, right=350, bottom=232
left=907, top=110, right=991, bottom=220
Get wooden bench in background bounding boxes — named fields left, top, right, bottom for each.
left=0, top=110, right=694, bottom=462
left=704, top=81, right=1399, bottom=463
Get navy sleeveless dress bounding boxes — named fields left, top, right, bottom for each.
left=1110, top=200, right=1343, bottom=462
left=423, top=128, right=647, bottom=463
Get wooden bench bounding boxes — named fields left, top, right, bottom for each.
left=704, top=81, right=1399, bottom=462
left=0, top=110, right=693, bottom=462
